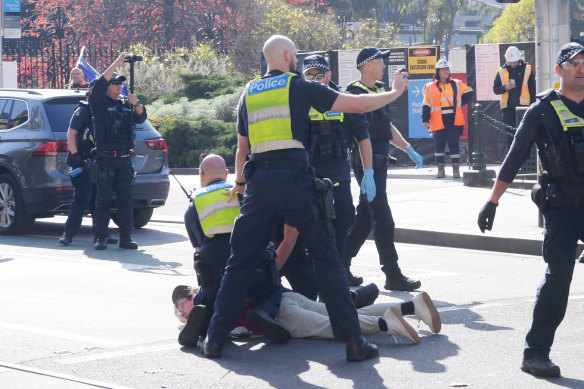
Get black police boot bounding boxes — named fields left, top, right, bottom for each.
left=94, top=236, right=118, bottom=244
left=384, top=273, right=421, bottom=291
left=346, top=336, right=379, bottom=362
left=178, top=305, right=209, bottom=347
left=579, top=255, right=584, bottom=264
left=58, top=233, right=72, bottom=246
left=245, top=309, right=291, bottom=344
left=199, top=337, right=222, bottom=358
left=351, top=283, right=379, bottom=309
left=94, top=238, right=107, bottom=250
left=521, top=355, right=561, bottom=377
left=119, top=237, right=138, bottom=249
left=347, top=269, right=364, bottom=287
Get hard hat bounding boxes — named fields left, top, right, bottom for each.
left=505, top=46, right=521, bottom=62
left=435, top=59, right=451, bottom=69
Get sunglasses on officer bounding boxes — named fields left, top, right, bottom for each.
left=110, top=79, right=124, bottom=85
left=561, top=58, right=584, bottom=70
left=304, top=72, right=326, bottom=81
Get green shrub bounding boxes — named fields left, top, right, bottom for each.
left=157, top=117, right=236, bottom=167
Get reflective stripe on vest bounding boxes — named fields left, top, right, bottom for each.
left=193, top=181, right=240, bottom=238
left=425, top=79, right=466, bottom=132
left=347, top=81, right=381, bottom=95
left=309, top=107, right=344, bottom=122
left=245, top=73, right=304, bottom=154
left=549, top=98, right=584, bottom=131
left=499, top=65, right=532, bottom=109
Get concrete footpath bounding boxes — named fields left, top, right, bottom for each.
left=161, top=163, right=577, bottom=257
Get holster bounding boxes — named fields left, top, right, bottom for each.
left=372, top=153, right=397, bottom=169
left=313, top=177, right=336, bottom=236
left=264, top=242, right=280, bottom=287
left=243, top=160, right=256, bottom=182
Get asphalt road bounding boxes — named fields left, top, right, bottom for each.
left=1, top=176, right=584, bottom=389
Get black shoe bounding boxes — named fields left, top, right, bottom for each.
left=346, top=336, right=379, bottom=361
left=384, top=274, right=421, bottom=291
left=347, top=270, right=364, bottom=287
left=107, top=236, right=118, bottom=244
left=521, top=355, right=561, bottom=377
left=58, top=233, right=72, bottom=246
left=352, top=283, right=379, bottom=309
left=199, top=338, right=222, bottom=358
left=245, top=309, right=291, bottom=344
left=119, top=238, right=138, bottom=249
left=94, top=238, right=107, bottom=250
left=178, top=305, right=209, bottom=347
left=579, top=256, right=584, bottom=263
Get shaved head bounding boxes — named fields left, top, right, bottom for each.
left=200, top=154, right=228, bottom=186
left=263, top=35, right=298, bottom=72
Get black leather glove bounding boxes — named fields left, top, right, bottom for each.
left=67, top=152, right=84, bottom=169
left=478, top=201, right=498, bottom=233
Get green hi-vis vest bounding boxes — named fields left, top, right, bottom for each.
left=308, top=107, right=344, bottom=122
left=348, top=80, right=381, bottom=94
left=549, top=98, right=584, bottom=131
left=245, top=72, right=304, bottom=154
left=193, top=181, right=240, bottom=238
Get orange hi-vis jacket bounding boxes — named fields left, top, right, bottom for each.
left=423, top=78, right=473, bottom=132
left=498, top=64, right=532, bottom=110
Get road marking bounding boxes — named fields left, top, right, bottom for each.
left=57, top=343, right=178, bottom=365
left=0, top=322, right=129, bottom=348
left=0, top=361, right=133, bottom=389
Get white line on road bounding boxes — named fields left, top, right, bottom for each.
left=56, top=343, right=179, bottom=365
left=0, top=361, right=133, bottom=389
left=0, top=322, right=129, bottom=348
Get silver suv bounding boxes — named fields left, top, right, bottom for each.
left=0, top=89, right=169, bottom=235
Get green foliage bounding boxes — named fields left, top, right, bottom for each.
left=147, top=90, right=242, bottom=122
left=342, top=18, right=401, bottom=49
left=162, top=73, right=248, bottom=102
left=483, top=0, right=535, bottom=43
left=156, top=117, right=237, bottom=167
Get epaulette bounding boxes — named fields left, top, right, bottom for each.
left=536, top=88, right=558, bottom=102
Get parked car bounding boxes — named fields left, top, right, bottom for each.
left=0, top=89, right=169, bottom=235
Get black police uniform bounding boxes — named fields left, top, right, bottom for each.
left=343, top=80, right=404, bottom=281
left=498, top=89, right=584, bottom=361
left=62, top=101, right=94, bottom=239
left=206, top=71, right=362, bottom=347
left=183, top=187, right=282, bottom=332
left=89, top=75, right=147, bottom=243
left=280, top=80, right=369, bottom=296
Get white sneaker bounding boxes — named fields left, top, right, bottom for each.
left=382, top=306, right=419, bottom=344
left=412, top=291, right=441, bottom=333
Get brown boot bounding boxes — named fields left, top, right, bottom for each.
left=436, top=163, right=445, bottom=178
left=452, top=163, right=460, bottom=178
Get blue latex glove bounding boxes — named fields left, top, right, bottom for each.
left=405, top=145, right=423, bottom=168
left=361, top=168, right=376, bottom=202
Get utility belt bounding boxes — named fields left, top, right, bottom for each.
left=350, top=149, right=397, bottom=171
left=96, top=149, right=132, bottom=159
left=558, top=191, right=584, bottom=208
left=243, top=159, right=312, bottom=182
left=530, top=171, right=584, bottom=210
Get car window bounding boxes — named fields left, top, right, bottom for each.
left=10, top=100, right=29, bottom=128
left=0, top=99, right=12, bottom=131
left=43, top=97, right=83, bottom=132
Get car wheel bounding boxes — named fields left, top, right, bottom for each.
left=111, top=207, right=154, bottom=229
left=0, top=174, right=33, bottom=235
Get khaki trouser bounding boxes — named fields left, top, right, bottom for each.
left=277, top=291, right=398, bottom=339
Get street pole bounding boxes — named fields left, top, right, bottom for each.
left=1, top=0, right=4, bottom=88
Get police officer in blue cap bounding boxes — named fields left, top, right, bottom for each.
left=89, top=53, right=147, bottom=250
left=200, top=35, right=409, bottom=361
left=344, top=47, right=423, bottom=290
left=300, top=54, right=375, bottom=287
left=479, top=42, right=584, bottom=378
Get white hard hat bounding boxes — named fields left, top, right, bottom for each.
left=435, top=59, right=451, bottom=69
left=505, top=46, right=521, bottom=62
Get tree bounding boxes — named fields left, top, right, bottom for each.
left=483, top=0, right=535, bottom=43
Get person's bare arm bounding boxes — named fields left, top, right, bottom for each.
left=102, top=52, right=129, bottom=82
left=66, top=128, right=79, bottom=154
left=226, top=134, right=250, bottom=199
left=488, top=179, right=511, bottom=204
left=389, top=123, right=409, bottom=150
left=276, top=224, right=299, bottom=271
left=357, top=138, right=373, bottom=169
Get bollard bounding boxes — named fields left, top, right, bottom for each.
left=471, top=103, right=486, bottom=171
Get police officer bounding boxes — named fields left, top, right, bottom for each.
left=89, top=53, right=147, bottom=250
left=478, top=42, right=584, bottom=378
left=59, top=80, right=117, bottom=246
left=200, top=35, right=408, bottom=361
left=180, top=153, right=289, bottom=347
left=422, top=59, right=473, bottom=178
left=493, top=46, right=536, bottom=136
left=343, top=47, right=423, bottom=291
